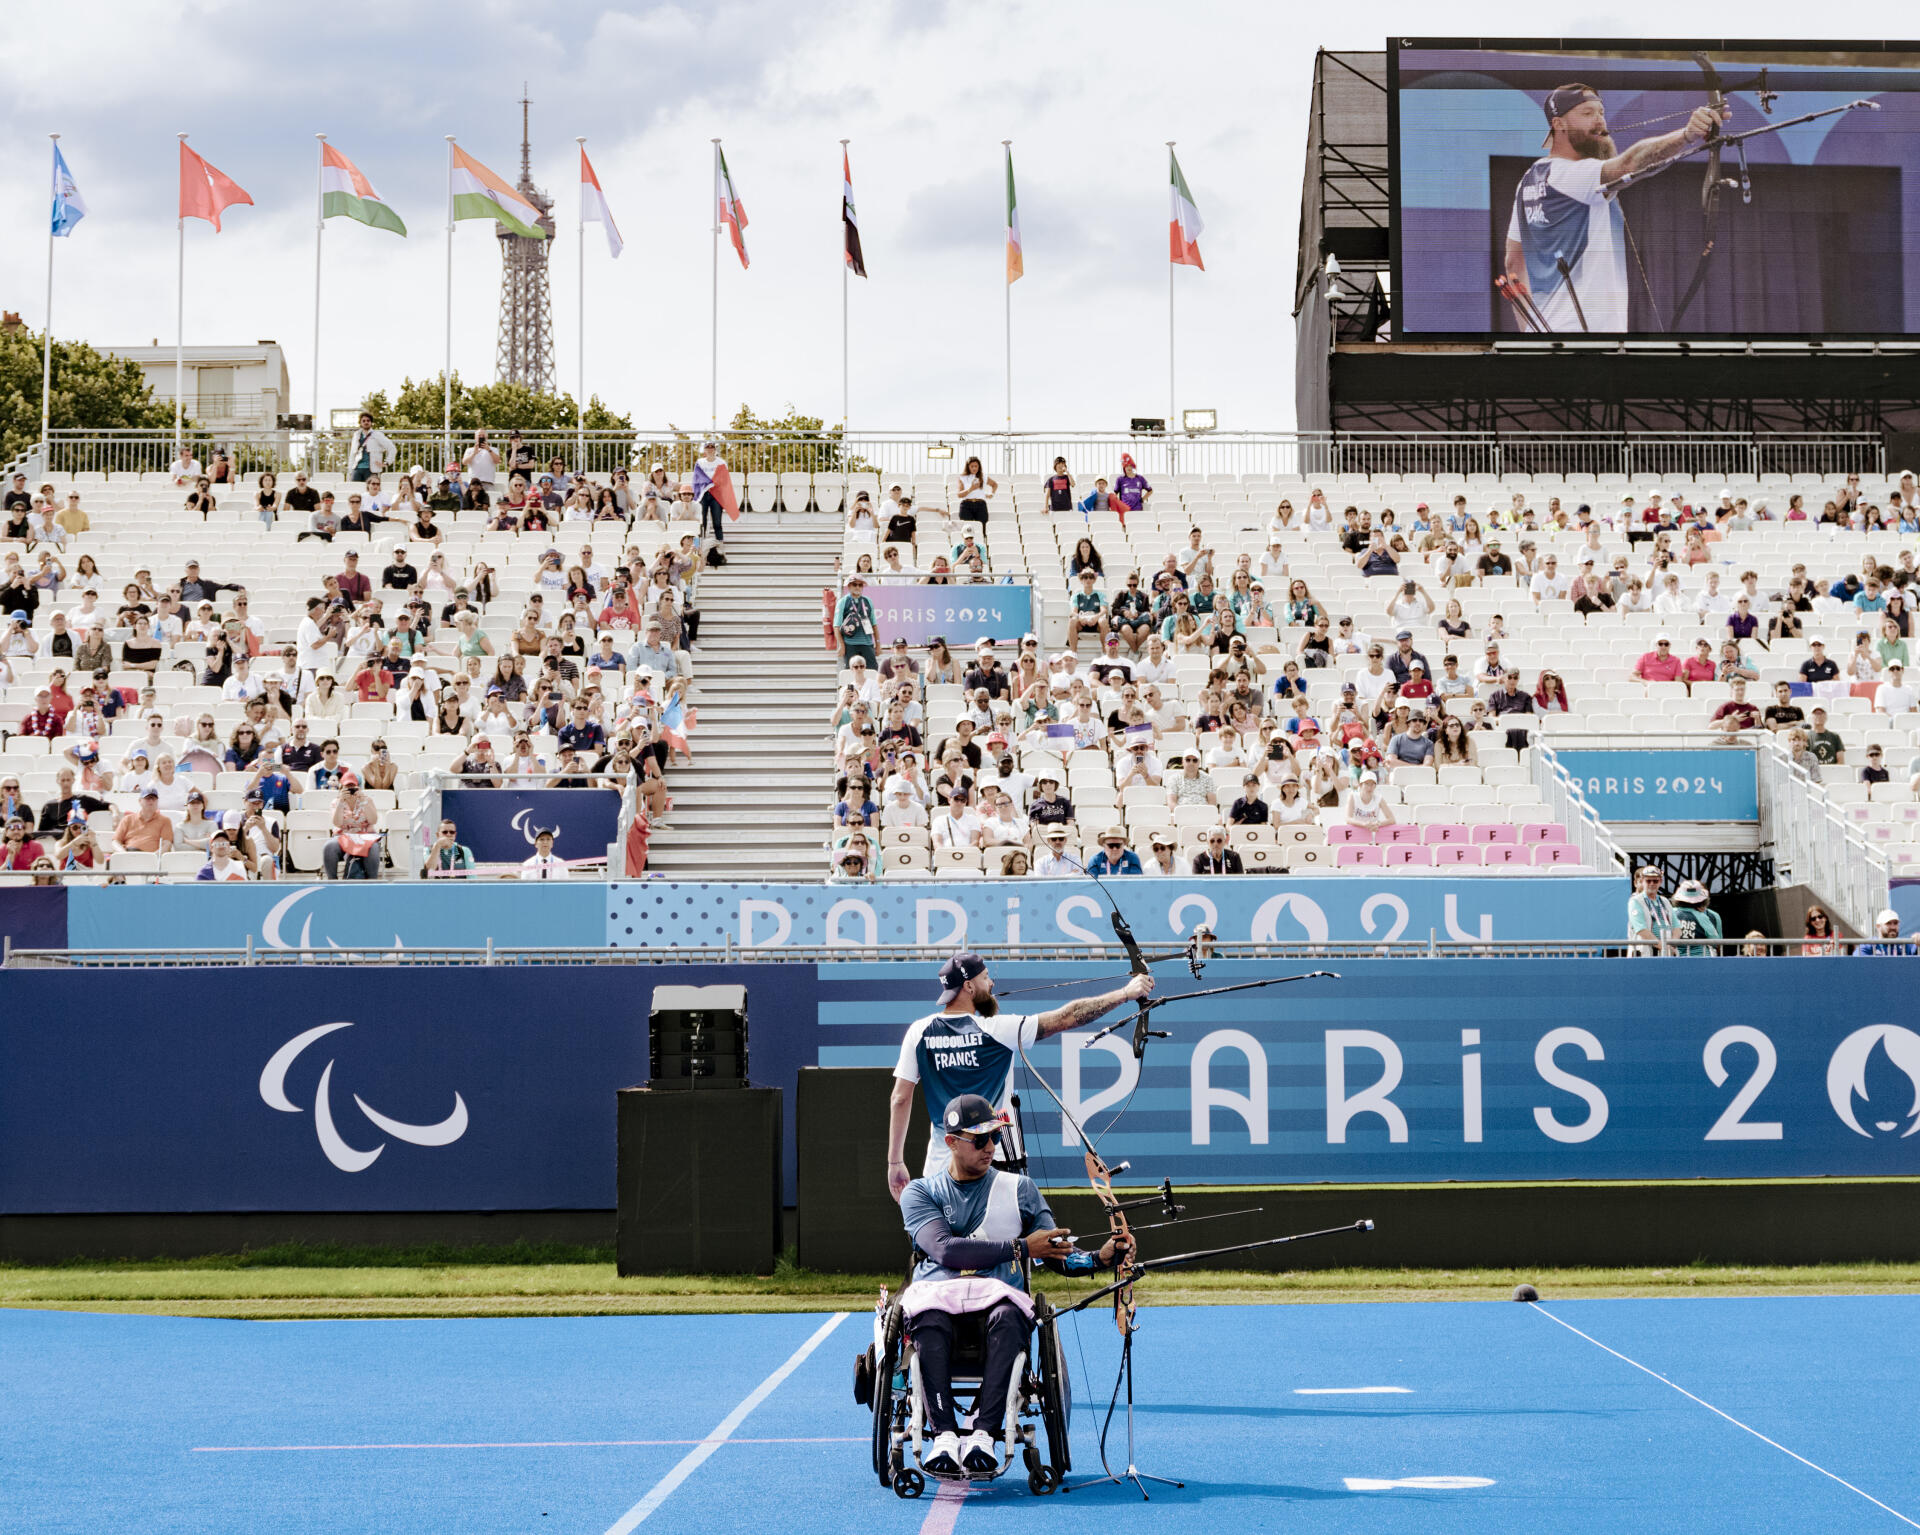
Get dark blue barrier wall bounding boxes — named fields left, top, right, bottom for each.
left=3, top=958, right=1917, bottom=1213
left=0, top=887, right=65, bottom=952
left=439, top=787, right=620, bottom=865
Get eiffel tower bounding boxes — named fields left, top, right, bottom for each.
left=494, top=88, right=556, bottom=392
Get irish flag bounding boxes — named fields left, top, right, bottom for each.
left=580, top=145, right=623, bottom=258
left=1004, top=144, right=1023, bottom=283
left=1169, top=149, right=1204, bottom=269
left=321, top=143, right=406, bottom=236
left=451, top=143, right=544, bottom=239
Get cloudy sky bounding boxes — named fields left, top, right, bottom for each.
left=0, top=1, right=1905, bottom=433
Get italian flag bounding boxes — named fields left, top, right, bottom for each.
left=450, top=143, right=544, bottom=240
left=1004, top=145, right=1023, bottom=283
left=1169, top=149, right=1203, bottom=269
left=716, top=145, right=749, bottom=269
left=321, top=143, right=406, bottom=236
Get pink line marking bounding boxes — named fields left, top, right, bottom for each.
left=918, top=1480, right=969, bottom=1535
left=190, top=1436, right=863, bottom=1453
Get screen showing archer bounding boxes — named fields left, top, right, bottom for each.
left=1390, top=41, right=1920, bottom=336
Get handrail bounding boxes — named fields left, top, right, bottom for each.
left=1757, top=735, right=1891, bottom=934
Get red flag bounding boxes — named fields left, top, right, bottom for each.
left=179, top=141, right=253, bottom=231
left=709, top=461, right=739, bottom=521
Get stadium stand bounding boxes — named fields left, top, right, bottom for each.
left=827, top=462, right=1920, bottom=881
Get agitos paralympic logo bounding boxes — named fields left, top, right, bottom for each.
left=259, top=1022, right=469, bottom=1171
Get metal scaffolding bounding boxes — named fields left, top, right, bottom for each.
left=494, top=89, right=557, bottom=394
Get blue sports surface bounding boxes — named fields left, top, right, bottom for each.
left=4, top=1296, right=1916, bottom=1534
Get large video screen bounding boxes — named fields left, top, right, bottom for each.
left=1389, top=41, right=1920, bottom=337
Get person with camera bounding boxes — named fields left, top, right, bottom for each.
left=423, top=818, right=476, bottom=878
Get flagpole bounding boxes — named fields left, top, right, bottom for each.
left=576, top=136, right=587, bottom=466
left=1002, top=139, right=1012, bottom=472
left=41, top=135, right=58, bottom=467
left=840, top=139, right=850, bottom=445
left=1167, top=140, right=1177, bottom=474
left=711, top=139, right=721, bottom=437
left=176, top=132, right=188, bottom=462
left=444, top=135, right=456, bottom=470
left=312, top=133, right=326, bottom=440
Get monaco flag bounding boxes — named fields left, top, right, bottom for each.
left=1169, top=148, right=1204, bottom=269
left=179, top=141, right=253, bottom=232
left=580, top=145, right=623, bottom=258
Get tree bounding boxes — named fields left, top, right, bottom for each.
left=635, top=404, right=872, bottom=482
left=0, top=326, right=180, bottom=467
left=359, top=372, right=630, bottom=435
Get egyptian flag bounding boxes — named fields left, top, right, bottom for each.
left=843, top=147, right=866, bottom=277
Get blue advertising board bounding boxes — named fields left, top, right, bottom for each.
left=65, top=883, right=603, bottom=953
left=1553, top=748, right=1758, bottom=822
left=859, top=581, right=1033, bottom=647
left=7, top=958, right=1917, bottom=1214
left=439, top=787, right=621, bottom=865
left=606, top=877, right=1628, bottom=949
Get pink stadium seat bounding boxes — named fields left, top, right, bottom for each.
left=1432, top=843, right=1483, bottom=866
left=1470, top=823, right=1519, bottom=845
left=1386, top=844, right=1433, bottom=866
left=1422, top=822, right=1469, bottom=844
left=1484, top=844, right=1528, bottom=866
left=1532, top=843, right=1578, bottom=866
left=1335, top=844, right=1385, bottom=867
left=1379, top=823, right=1420, bottom=845
left=1326, top=825, right=1371, bottom=846
left=1518, top=822, right=1567, bottom=843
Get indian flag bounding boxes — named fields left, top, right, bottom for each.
left=1169, top=148, right=1203, bottom=270
left=321, top=142, right=406, bottom=236
left=580, top=145, right=623, bottom=258
left=451, top=143, right=544, bottom=240
left=1004, top=144, right=1023, bottom=283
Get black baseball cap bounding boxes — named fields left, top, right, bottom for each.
left=942, top=1092, right=1009, bottom=1138
left=937, top=950, right=987, bottom=1005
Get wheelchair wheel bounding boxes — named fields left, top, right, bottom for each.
left=893, top=1468, right=925, bottom=1501
left=1034, top=1296, right=1072, bottom=1481
left=1024, top=1441, right=1055, bottom=1495
left=869, top=1342, right=896, bottom=1485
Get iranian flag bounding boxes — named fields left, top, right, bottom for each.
left=450, top=143, right=544, bottom=239
left=1004, top=145, right=1023, bottom=283
left=716, top=145, right=749, bottom=269
left=1169, top=149, right=1204, bottom=269
left=580, top=145, right=623, bottom=258
left=321, top=143, right=406, bottom=236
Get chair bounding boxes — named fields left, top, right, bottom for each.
left=1470, top=822, right=1519, bottom=845
left=1325, top=824, right=1370, bottom=846
left=1379, top=823, right=1420, bottom=845
left=1421, top=821, right=1469, bottom=844
left=1334, top=843, right=1384, bottom=867
left=1482, top=844, right=1529, bottom=866
left=1518, top=822, right=1568, bottom=843
left=1385, top=844, right=1433, bottom=867
left=1431, top=843, right=1483, bottom=866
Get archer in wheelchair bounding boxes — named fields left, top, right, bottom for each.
left=853, top=1093, right=1124, bottom=1498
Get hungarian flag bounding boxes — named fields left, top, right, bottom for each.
left=1169, top=149, right=1204, bottom=269
left=691, top=456, right=740, bottom=521
left=321, top=143, right=406, bottom=235
left=179, top=142, right=252, bottom=231
left=580, top=145, right=623, bottom=258
left=842, top=147, right=865, bottom=277
left=1004, top=145, right=1023, bottom=283
left=450, top=143, right=544, bottom=239
left=716, top=145, right=749, bottom=269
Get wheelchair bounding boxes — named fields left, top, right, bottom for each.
left=853, top=1284, right=1072, bottom=1498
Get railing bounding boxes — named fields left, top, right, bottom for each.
left=6, top=936, right=1876, bottom=969
left=151, top=394, right=274, bottom=425
left=15, top=428, right=1888, bottom=483
left=1529, top=741, right=1629, bottom=874
left=1758, top=735, right=1890, bottom=935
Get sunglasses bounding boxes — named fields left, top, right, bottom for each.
left=953, top=1130, right=1000, bottom=1150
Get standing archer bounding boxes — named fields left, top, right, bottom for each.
left=886, top=952, right=1154, bottom=1201
left=1504, top=83, right=1725, bottom=332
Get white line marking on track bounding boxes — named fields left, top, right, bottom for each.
left=917, top=1480, right=969, bottom=1535
left=1530, top=1304, right=1920, bottom=1531
left=1345, top=1476, right=1493, bottom=1491
left=600, top=1311, right=849, bottom=1534
left=1295, top=1386, right=1412, bottom=1395
left=191, top=1436, right=865, bottom=1453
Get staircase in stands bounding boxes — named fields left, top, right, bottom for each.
left=642, top=513, right=844, bottom=882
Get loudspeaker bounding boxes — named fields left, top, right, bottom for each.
left=617, top=1086, right=782, bottom=1275
left=795, top=1068, right=928, bottom=1274
left=649, top=984, right=747, bottom=1090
